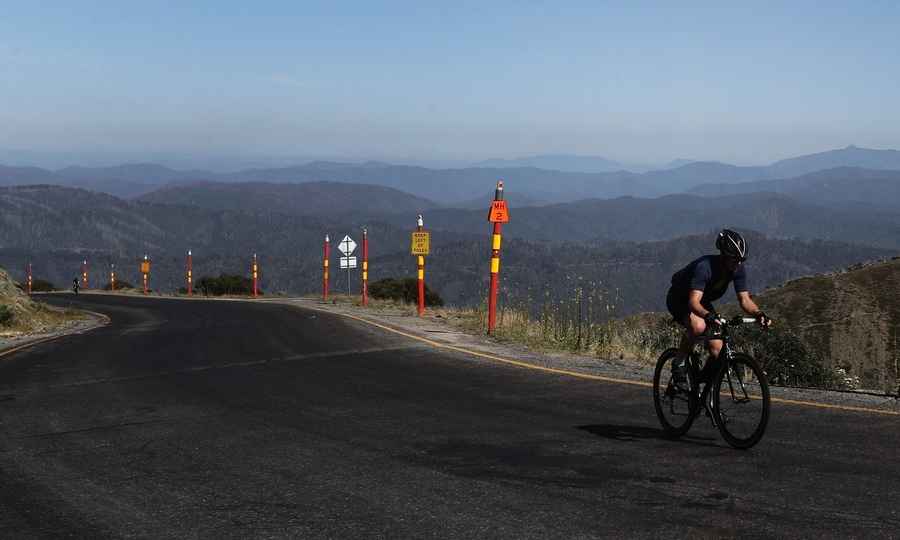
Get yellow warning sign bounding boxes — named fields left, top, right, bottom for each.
left=488, top=200, right=510, bottom=223
left=140, top=261, right=151, bottom=274
left=411, top=231, right=431, bottom=255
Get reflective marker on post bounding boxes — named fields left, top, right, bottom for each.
left=26, top=263, right=32, bottom=295
left=252, top=253, right=259, bottom=298
left=362, top=228, right=369, bottom=306
left=110, top=263, right=116, bottom=292
left=323, top=234, right=331, bottom=301
left=416, top=214, right=426, bottom=316
left=141, top=255, right=150, bottom=295
left=187, top=250, right=193, bottom=297
left=82, top=260, right=89, bottom=290
left=487, top=180, right=509, bottom=334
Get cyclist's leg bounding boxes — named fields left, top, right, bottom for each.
left=666, top=289, right=694, bottom=379
left=695, top=301, right=721, bottom=382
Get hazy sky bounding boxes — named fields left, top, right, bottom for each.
left=1, top=1, right=898, bottom=168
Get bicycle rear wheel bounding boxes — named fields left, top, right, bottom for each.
left=653, top=348, right=697, bottom=438
left=713, top=353, right=770, bottom=449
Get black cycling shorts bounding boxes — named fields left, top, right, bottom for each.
left=666, top=287, right=713, bottom=327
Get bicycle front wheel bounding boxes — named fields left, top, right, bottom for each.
left=653, top=348, right=697, bottom=438
left=713, top=353, right=770, bottom=449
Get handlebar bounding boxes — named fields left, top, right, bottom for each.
left=699, top=315, right=770, bottom=341
left=714, top=316, right=759, bottom=326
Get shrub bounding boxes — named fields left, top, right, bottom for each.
left=0, top=305, right=13, bottom=326
left=103, top=281, right=134, bottom=291
left=196, top=274, right=261, bottom=296
left=31, top=279, right=57, bottom=292
left=369, top=278, right=444, bottom=306
left=734, top=326, right=841, bottom=388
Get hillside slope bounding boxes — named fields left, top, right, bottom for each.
left=688, top=167, right=900, bottom=212
left=756, top=258, right=900, bottom=393
left=138, top=181, right=440, bottom=217
left=382, top=192, right=900, bottom=249
left=0, top=266, right=76, bottom=336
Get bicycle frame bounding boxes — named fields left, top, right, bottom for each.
left=689, top=317, right=759, bottom=415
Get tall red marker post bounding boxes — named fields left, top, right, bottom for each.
left=251, top=253, right=259, bottom=298
left=322, top=234, right=331, bottom=301
left=487, top=180, right=510, bottom=334
left=361, top=228, right=369, bottom=306
left=411, top=214, right=430, bottom=316
left=140, top=255, right=150, bottom=295
left=110, top=263, right=116, bottom=291
left=26, top=263, right=32, bottom=295
left=81, top=260, right=89, bottom=290
left=186, top=250, right=193, bottom=296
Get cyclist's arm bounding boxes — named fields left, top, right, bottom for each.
left=687, top=290, right=713, bottom=319
left=737, top=291, right=763, bottom=317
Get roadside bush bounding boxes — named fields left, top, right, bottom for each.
left=734, top=326, right=842, bottom=388
left=196, top=274, right=261, bottom=296
left=369, top=278, right=444, bottom=306
left=103, top=281, right=134, bottom=291
left=0, top=305, right=13, bottom=326
left=31, top=279, right=56, bottom=292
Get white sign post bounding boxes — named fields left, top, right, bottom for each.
left=338, top=235, right=357, bottom=296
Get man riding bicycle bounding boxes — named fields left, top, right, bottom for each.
left=666, top=229, right=771, bottom=385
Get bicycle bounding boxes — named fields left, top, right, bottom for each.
left=653, top=316, right=770, bottom=449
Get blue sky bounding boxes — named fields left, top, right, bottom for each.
left=1, top=1, right=898, bottom=168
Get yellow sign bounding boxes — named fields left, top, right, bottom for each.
left=411, top=231, right=431, bottom=255
left=140, top=261, right=151, bottom=274
left=488, top=200, right=510, bottom=223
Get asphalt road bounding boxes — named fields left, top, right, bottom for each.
left=0, top=294, right=897, bottom=538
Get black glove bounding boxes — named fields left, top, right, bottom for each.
left=703, top=311, right=720, bottom=327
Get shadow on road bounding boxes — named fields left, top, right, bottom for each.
left=577, top=424, right=719, bottom=447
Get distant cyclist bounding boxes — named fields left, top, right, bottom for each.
left=72, top=278, right=80, bottom=295
left=666, top=229, right=771, bottom=384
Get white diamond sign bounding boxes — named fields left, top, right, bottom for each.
left=338, top=235, right=357, bottom=256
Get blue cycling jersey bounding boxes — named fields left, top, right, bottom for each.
left=669, top=255, right=748, bottom=304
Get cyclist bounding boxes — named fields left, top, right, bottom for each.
left=666, top=229, right=771, bottom=386
left=72, top=278, right=80, bottom=295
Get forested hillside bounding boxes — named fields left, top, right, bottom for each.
left=1, top=186, right=891, bottom=312
left=138, top=181, right=440, bottom=217
left=383, top=192, right=900, bottom=249
left=370, top=232, right=894, bottom=314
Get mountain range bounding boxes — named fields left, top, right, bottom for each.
left=3, top=145, right=900, bottom=204
left=687, top=167, right=900, bottom=212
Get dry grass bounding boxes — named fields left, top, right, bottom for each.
left=0, top=268, right=89, bottom=338
left=440, top=302, right=680, bottom=366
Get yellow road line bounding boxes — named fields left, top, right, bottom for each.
left=336, top=311, right=900, bottom=417
left=769, top=396, right=899, bottom=416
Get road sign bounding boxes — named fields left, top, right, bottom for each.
left=140, top=260, right=150, bottom=274
left=488, top=200, right=510, bottom=223
left=340, top=256, right=358, bottom=269
left=411, top=231, right=430, bottom=255
left=338, top=235, right=357, bottom=255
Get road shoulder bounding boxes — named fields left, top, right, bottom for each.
left=282, top=297, right=900, bottom=416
